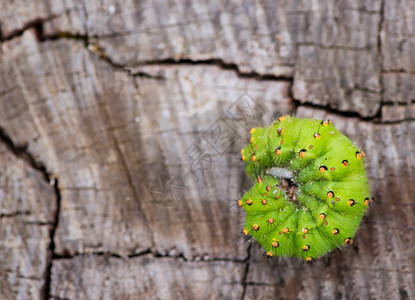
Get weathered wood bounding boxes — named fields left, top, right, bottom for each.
left=1, top=30, right=292, bottom=261
left=50, top=255, right=245, bottom=299
left=0, top=141, right=56, bottom=300
left=2, top=0, right=385, bottom=117
left=1, top=0, right=415, bottom=299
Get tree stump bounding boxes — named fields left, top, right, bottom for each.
left=0, top=1, right=414, bottom=299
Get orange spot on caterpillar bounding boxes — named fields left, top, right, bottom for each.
left=324, top=221, right=328, bottom=225
left=348, top=199, right=356, bottom=206
left=238, top=200, right=243, bottom=207
left=246, top=199, right=253, bottom=205
left=280, top=139, right=284, bottom=145
left=240, top=149, right=246, bottom=161
left=342, top=160, right=349, bottom=167
left=306, top=257, right=314, bottom=263
left=302, top=235, right=306, bottom=239
left=277, top=128, right=284, bottom=135
left=278, top=115, right=288, bottom=122
left=283, top=227, right=289, bottom=234
left=302, top=228, right=309, bottom=234
left=314, top=133, right=321, bottom=139
left=262, top=199, right=267, bottom=205
left=319, top=166, right=328, bottom=173
left=308, top=145, right=313, bottom=149
left=266, top=186, right=271, bottom=191
left=275, top=147, right=281, bottom=155
left=344, top=238, right=354, bottom=245
left=243, top=229, right=248, bottom=236
left=321, top=120, right=329, bottom=126
left=275, top=195, right=280, bottom=199
left=268, top=218, right=274, bottom=224
left=327, top=191, right=334, bottom=198
left=250, top=128, right=256, bottom=134
left=255, top=145, right=258, bottom=149
left=272, top=241, right=279, bottom=248
left=299, top=149, right=307, bottom=157
left=302, top=245, right=310, bottom=251
left=364, top=197, right=374, bottom=206
left=330, top=167, right=336, bottom=171
left=319, top=213, right=326, bottom=220
left=332, top=228, right=339, bottom=235
left=252, top=224, right=259, bottom=231
left=335, top=197, right=341, bottom=202
left=251, top=155, right=256, bottom=162
left=356, top=151, right=363, bottom=159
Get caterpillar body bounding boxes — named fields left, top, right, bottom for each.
left=239, top=116, right=372, bottom=261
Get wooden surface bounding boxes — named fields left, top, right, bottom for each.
left=0, top=1, right=414, bottom=299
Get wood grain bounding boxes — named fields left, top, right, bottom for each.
left=0, top=140, right=56, bottom=300
left=50, top=254, right=245, bottom=299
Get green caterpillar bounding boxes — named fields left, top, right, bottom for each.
left=239, top=116, right=372, bottom=262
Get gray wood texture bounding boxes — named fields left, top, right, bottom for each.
left=0, top=1, right=414, bottom=299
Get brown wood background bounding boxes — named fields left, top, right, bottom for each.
left=0, top=1, right=414, bottom=299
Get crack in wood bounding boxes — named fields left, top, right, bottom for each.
left=293, top=100, right=382, bottom=123
left=131, top=58, right=294, bottom=81
left=377, top=0, right=386, bottom=121
left=1, top=18, right=164, bottom=81
left=0, top=211, right=31, bottom=218
left=51, top=249, right=249, bottom=265
left=0, top=126, right=61, bottom=300
left=241, top=243, right=251, bottom=300
left=85, top=43, right=166, bottom=80
left=49, top=296, right=71, bottom=300
left=0, top=16, right=58, bottom=42
left=42, top=177, right=61, bottom=300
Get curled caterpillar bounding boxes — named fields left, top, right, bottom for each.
left=239, top=116, right=372, bottom=261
